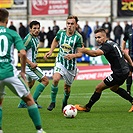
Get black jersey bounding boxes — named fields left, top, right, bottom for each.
left=99, top=40, right=129, bottom=75
left=123, top=27, right=133, bottom=59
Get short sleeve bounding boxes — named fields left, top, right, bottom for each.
left=99, top=43, right=112, bottom=55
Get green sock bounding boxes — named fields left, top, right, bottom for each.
left=33, top=83, right=45, bottom=101
left=63, top=92, right=70, bottom=105
left=27, top=104, right=42, bottom=130
left=0, top=107, right=2, bottom=129
left=51, top=84, right=58, bottom=103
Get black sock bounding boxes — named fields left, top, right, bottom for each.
left=86, top=91, right=101, bottom=108
left=126, top=76, right=132, bottom=93
left=114, top=87, right=133, bottom=104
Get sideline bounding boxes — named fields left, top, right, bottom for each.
left=76, top=65, right=111, bottom=80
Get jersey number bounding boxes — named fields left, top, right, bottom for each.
left=107, top=75, right=113, bottom=82
left=114, top=45, right=122, bottom=58
left=0, top=35, right=8, bottom=56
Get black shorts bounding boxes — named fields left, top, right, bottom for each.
left=104, top=72, right=129, bottom=87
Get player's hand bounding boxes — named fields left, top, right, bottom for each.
left=79, top=47, right=85, bottom=53
left=44, top=52, right=52, bottom=60
left=64, top=54, right=75, bottom=60
left=20, top=72, right=26, bottom=81
left=30, top=62, right=37, bottom=69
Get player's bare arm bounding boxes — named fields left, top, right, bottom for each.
left=27, top=58, right=37, bottom=69
left=121, top=40, right=126, bottom=50
left=122, top=50, right=133, bottom=67
left=44, top=38, right=58, bottom=59
left=18, top=52, right=37, bottom=69
left=80, top=47, right=104, bottom=57
left=19, top=49, right=26, bottom=80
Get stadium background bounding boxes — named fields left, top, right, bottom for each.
left=1, top=0, right=132, bottom=79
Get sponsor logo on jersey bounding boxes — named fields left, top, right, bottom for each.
left=61, top=44, right=72, bottom=53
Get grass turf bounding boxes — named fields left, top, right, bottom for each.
left=2, top=80, right=133, bottom=133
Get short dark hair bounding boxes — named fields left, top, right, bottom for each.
left=29, top=21, right=40, bottom=29
left=94, top=28, right=106, bottom=34
left=67, top=15, right=79, bottom=23
left=0, top=8, right=9, bottom=23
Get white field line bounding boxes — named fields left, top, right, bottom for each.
left=4, top=92, right=117, bottom=99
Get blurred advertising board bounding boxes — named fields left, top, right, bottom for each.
left=0, top=0, right=13, bottom=8
left=5, top=0, right=27, bottom=18
left=17, top=48, right=58, bottom=68
left=31, top=0, right=68, bottom=16
left=118, top=0, right=133, bottom=17
left=71, top=0, right=110, bottom=17
left=75, top=65, right=111, bottom=80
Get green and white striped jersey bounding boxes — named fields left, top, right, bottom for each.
left=55, top=29, right=83, bottom=70
left=0, top=26, right=25, bottom=80
left=23, top=33, right=39, bottom=63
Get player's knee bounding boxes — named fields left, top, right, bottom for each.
left=95, top=87, right=102, bottom=93
left=65, top=89, right=70, bottom=94
left=28, top=83, right=34, bottom=89
left=53, top=78, right=60, bottom=85
left=22, top=94, right=35, bottom=106
left=64, top=84, right=70, bottom=93
left=41, top=76, right=49, bottom=86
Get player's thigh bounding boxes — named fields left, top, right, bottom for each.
left=53, top=72, right=61, bottom=82
left=53, top=62, right=64, bottom=81
left=63, top=69, right=76, bottom=86
left=26, top=66, right=45, bottom=81
left=95, top=81, right=108, bottom=92
left=104, top=73, right=128, bottom=87
left=0, top=81, right=6, bottom=99
left=4, top=76, right=30, bottom=98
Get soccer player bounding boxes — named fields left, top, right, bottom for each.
left=44, top=15, right=83, bottom=111
left=75, top=28, right=133, bottom=112
left=18, top=21, right=49, bottom=109
left=0, top=8, right=46, bottom=133
left=121, top=20, right=133, bottom=95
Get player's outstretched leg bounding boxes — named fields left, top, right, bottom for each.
left=47, top=85, right=58, bottom=111
left=23, top=94, right=46, bottom=132
left=75, top=91, right=101, bottom=112
left=126, top=76, right=132, bottom=95
left=62, top=91, right=70, bottom=111
left=113, top=87, right=133, bottom=112
left=33, top=83, right=46, bottom=109
left=33, top=76, right=49, bottom=109
left=75, top=104, right=90, bottom=112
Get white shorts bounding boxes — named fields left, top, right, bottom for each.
left=0, top=75, right=30, bottom=98
left=54, top=62, right=78, bottom=86
left=26, top=65, right=45, bottom=82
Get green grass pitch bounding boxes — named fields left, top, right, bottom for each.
left=3, top=80, right=133, bottom=133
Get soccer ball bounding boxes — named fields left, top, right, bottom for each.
left=63, top=104, right=77, bottom=118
